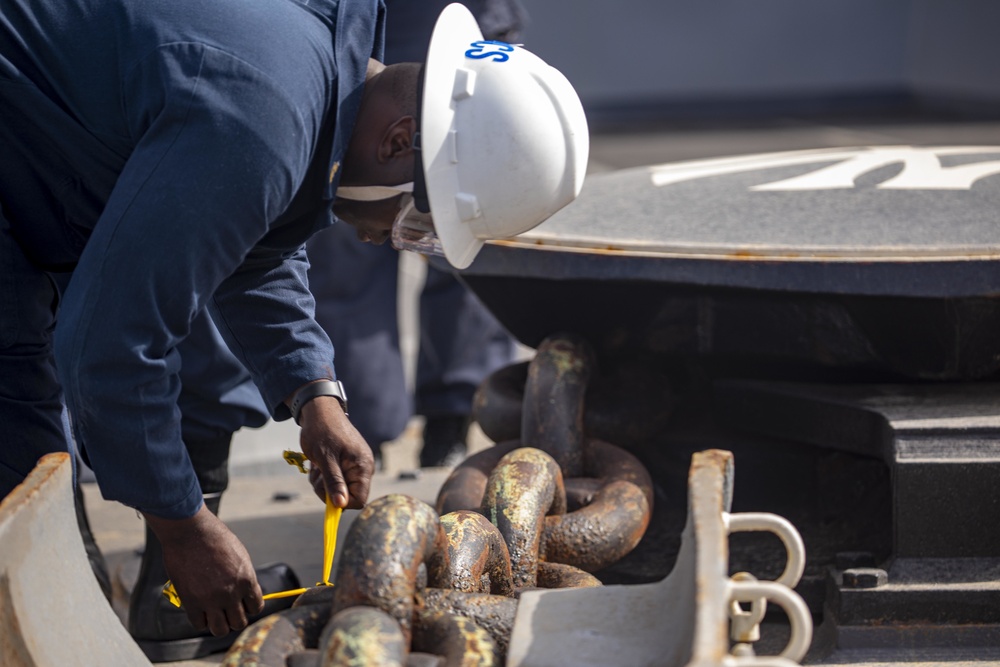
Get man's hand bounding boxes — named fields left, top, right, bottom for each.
left=297, top=394, right=374, bottom=508
left=143, top=505, right=263, bottom=636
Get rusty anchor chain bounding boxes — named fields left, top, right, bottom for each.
left=410, top=611, right=499, bottom=667
left=222, top=604, right=330, bottom=667
left=320, top=605, right=499, bottom=667
left=429, top=510, right=514, bottom=596
left=225, top=494, right=517, bottom=666
left=439, top=333, right=655, bottom=574
left=521, top=334, right=595, bottom=477
left=330, top=494, right=446, bottom=644
left=319, top=606, right=408, bottom=666
left=474, top=355, right=675, bottom=448
left=419, top=588, right=518, bottom=660
left=481, top=447, right=567, bottom=588
left=223, top=485, right=598, bottom=666
left=224, top=333, right=656, bottom=666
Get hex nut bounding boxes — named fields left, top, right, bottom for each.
left=842, top=567, right=888, bottom=589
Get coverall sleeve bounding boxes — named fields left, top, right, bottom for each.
left=209, top=243, right=337, bottom=422
left=53, top=43, right=333, bottom=518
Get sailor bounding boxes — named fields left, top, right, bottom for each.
left=0, top=0, right=587, bottom=657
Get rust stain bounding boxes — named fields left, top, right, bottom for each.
left=493, top=236, right=1000, bottom=263
left=0, top=452, right=69, bottom=516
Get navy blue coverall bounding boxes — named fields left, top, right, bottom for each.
left=0, top=0, right=384, bottom=518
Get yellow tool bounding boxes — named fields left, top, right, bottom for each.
left=282, top=449, right=309, bottom=474
left=162, top=450, right=341, bottom=608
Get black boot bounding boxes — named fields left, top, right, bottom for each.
left=419, top=415, right=471, bottom=468
left=74, top=482, right=113, bottom=603
left=128, top=492, right=301, bottom=662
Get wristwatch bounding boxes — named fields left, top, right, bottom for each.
left=290, top=380, right=349, bottom=424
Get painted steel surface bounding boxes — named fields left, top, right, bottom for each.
left=0, top=453, right=153, bottom=666
left=463, top=147, right=1000, bottom=298
left=507, top=449, right=813, bottom=667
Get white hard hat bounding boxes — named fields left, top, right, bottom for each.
left=392, top=2, right=590, bottom=269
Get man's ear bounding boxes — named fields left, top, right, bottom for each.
left=378, top=116, right=417, bottom=163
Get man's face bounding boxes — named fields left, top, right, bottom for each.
left=332, top=195, right=404, bottom=245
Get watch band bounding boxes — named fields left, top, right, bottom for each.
left=290, top=380, right=349, bottom=424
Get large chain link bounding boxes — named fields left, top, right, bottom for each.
left=223, top=334, right=655, bottom=666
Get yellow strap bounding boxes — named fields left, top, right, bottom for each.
left=160, top=450, right=341, bottom=608
left=162, top=581, right=312, bottom=607
left=322, top=496, right=341, bottom=586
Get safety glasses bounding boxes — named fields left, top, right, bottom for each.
left=335, top=182, right=445, bottom=259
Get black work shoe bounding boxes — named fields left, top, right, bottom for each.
left=419, top=415, right=471, bottom=468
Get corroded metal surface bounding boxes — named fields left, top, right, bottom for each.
left=507, top=448, right=812, bottom=666
left=521, top=334, right=595, bottom=477
left=543, top=439, right=654, bottom=573
left=0, top=453, right=154, bottom=667
left=222, top=605, right=329, bottom=667
left=475, top=361, right=675, bottom=448
left=535, top=562, right=603, bottom=589
left=435, top=440, right=519, bottom=516
left=420, top=589, right=517, bottom=661
left=227, top=332, right=660, bottom=664
left=411, top=611, right=498, bottom=667
left=437, top=439, right=653, bottom=575
left=331, top=494, right=446, bottom=642
left=292, top=585, right=336, bottom=608
left=481, top=448, right=566, bottom=588
left=430, top=511, right=514, bottom=596
left=437, top=333, right=654, bottom=577
left=318, top=607, right=407, bottom=667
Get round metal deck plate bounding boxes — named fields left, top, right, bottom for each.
left=467, top=146, right=1000, bottom=297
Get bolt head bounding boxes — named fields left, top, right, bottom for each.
left=842, top=567, right=888, bottom=589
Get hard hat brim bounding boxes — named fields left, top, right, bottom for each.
left=419, top=3, right=486, bottom=270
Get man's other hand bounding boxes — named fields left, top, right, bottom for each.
left=143, top=505, right=263, bottom=636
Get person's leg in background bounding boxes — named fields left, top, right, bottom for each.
left=0, top=214, right=113, bottom=600
left=126, top=310, right=300, bottom=662
left=0, top=213, right=108, bottom=594
left=42, top=269, right=115, bottom=603
left=0, top=212, right=68, bottom=498
left=307, top=223, right=413, bottom=468
left=415, top=264, right=517, bottom=467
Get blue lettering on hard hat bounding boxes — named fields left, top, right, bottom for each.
left=465, top=40, right=514, bottom=62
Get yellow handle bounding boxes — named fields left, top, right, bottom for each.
left=162, top=580, right=182, bottom=608
left=282, top=450, right=309, bottom=474
left=161, top=582, right=313, bottom=608
left=322, top=496, right=341, bottom=586
left=161, top=451, right=342, bottom=608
